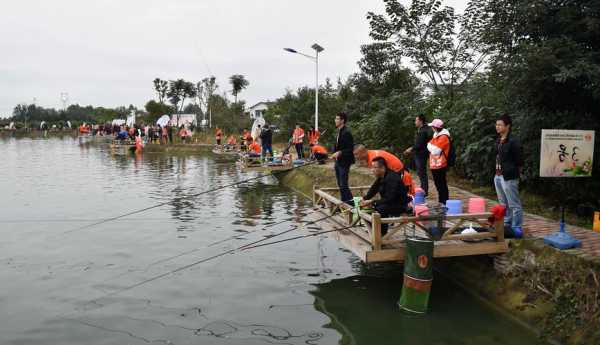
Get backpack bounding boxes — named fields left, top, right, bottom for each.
left=442, top=135, right=456, bottom=167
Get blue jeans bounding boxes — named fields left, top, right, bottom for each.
left=494, top=175, right=523, bottom=228
left=261, top=144, right=273, bottom=160
left=335, top=162, right=353, bottom=205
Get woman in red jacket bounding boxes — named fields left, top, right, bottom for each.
left=426, top=119, right=451, bottom=204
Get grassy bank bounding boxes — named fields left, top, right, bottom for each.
left=277, top=163, right=600, bottom=345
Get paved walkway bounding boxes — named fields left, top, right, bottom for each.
left=418, top=175, right=600, bottom=257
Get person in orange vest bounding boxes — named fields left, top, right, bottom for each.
left=215, top=127, right=223, bottom=145
left=353, top=145, right=404, bottom=172
left=248, top=140, right=261, bottom=156
left=79, top=123, right=89, bottom=134
left=241, top=128, right=251, bottom=151
left=426, top=118, right=451, bottom=204
left=292, top=123, right=305, bottom=159
left=307, top=126, right=321, bottom=146
left=226, top=135, right=237, bottom=150
left=310, top=143, right=328, bottom=164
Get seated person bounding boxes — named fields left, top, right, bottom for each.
left=281, top=147, right=292, bottom=165
left=353, top=144, right=404, bottom=172
left=226, top=135, right=237, bottom=150
left=248, top=140, right=261, bottom=157
left=116, top=128, right=129, bottom=140
left=359, top=157, right=410, bottom=235
left=310, top=144, right=328, bottom=164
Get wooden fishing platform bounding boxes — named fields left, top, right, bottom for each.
left=312, top=186, right=509, bottom=263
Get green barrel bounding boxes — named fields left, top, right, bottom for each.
left=398, top=237, right=434, bottom=314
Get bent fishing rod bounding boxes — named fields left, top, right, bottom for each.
left=63, top=159, right=320, bottom=235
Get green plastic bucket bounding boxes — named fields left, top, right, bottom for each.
left=398, top=237, right=434, bottom=314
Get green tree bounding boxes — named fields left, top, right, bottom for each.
left=153, top=78, right=169, bottom=104
left=229, top=74, right=249, bottom=104
left=167, top=79, right=197, bottom=114
left=145, top=100, right=174, bottom=123
left=366, top=0, right=488, bottom=104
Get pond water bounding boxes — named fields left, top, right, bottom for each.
left=0, top=136, right=539, bottom=345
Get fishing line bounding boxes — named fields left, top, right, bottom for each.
left=62, top=160, right=319, bottom=235
left=74, top=209, right=346, bottom=312
left=241, top=224, right=356, bottom=251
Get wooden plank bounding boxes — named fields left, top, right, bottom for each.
left=382, top=212, right=492, bottom=223
left=442, top=232, right=497, bottom=241
left=366, top=240, right=509, bottom=263
left=318, top=186, right=372, bottom=192
left=372, top=213, right=382, bottom=250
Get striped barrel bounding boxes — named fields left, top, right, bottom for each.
left=398, top=237, right=434, bottom=314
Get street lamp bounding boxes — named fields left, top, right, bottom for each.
left=284, top=43, right=324, bottom=130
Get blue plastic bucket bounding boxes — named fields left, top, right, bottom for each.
left=445, top=200, right=462, bottom=215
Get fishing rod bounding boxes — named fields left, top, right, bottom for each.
left=75, top=209, right=350, bottom=312
left=241, top=224, right=355, bottom=251
left=62, top=159, right=320, bottom=235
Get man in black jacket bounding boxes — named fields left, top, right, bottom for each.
left=494, top=114, right=524, bottom=234
left=332, top=112, right=355, bottom=205
left=404, top=114, right=432, bottom=195
left=260, top=123, right=273, bottom=160
left=360, top=157, right=410, bottom=235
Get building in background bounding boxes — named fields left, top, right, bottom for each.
left=245, top=102, right=271, bottom=120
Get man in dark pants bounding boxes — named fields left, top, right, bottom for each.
left=404, top=114, right=432, bottom=196
left=260, top=123, right=273, bottom=160
left=360, top=157, right=410, bottom=235
left=332, top=112, right=355, bottom=205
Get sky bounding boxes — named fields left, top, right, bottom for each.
left=0, top=0, right=468, bottom=117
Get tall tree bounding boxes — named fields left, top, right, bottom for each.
left=229, top=74, right=249, bottom=104
left=366, top=0, right=488, bottom=103
left=153, top=78, right=169, bottom=104
left=196, top=76, right=218, bottom=124
left=167, top=79, right=197, bottom=114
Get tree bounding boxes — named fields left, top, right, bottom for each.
left=229, top=74, right=249, bottom=104
left=366, top=0, right=488, bottom=104
left=196, top=76, right=218, bottom=126
left=167, top=79, right=197, bottom=114
left=153, top=78, right=169, bottom=104
left=145, top=100, right=174, bottom=123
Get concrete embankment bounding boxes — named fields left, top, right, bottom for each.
left=277, top=163, right=600, bottom=345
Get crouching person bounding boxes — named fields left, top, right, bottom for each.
left=360, top=157, right=410, bottom=235
left=310, top=143, right=328, bottom=164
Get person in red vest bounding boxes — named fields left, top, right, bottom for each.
left=292, top=123, right=305, bottom=159
left=226, top=135, right=237, bottom=150
left=426, top=118, right=451, bottom=204
left=353, top=144, right=404, bottom=172
left=215, top=127, right=223, bottom=145
left=308, top=127, right=321, bottom=146
left=310, top=144, right=328, bottom=164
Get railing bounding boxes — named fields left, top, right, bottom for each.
left=313, top=186, right=505, bottom=252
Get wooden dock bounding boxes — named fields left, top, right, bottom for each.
left=312, top=186, right=509, bottom=263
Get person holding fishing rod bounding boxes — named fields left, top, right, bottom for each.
left=360, top=157, right=411, bottom=235
left=332, top=112, right=355, bottom=206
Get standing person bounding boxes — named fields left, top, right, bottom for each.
left=292, top=124, right=305, bottom=159
left=161, top=125, right=168, bottom=144
left=215, top=127, right=223, bottom=146
left=332, top=112, right=355, bottom=205
left=167, top=125, right=174, bottom=144
left=494, top=114, right=524, bottom=234
left=308, top=126, right=321, bottom=146
left=260, top=123, right=273, bottom=160
left=404, top=114, right=433, bottom=196
left=426, top=118, right=451, bottom=205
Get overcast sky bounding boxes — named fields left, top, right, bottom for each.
left=0, top=0, right=467, bottom=117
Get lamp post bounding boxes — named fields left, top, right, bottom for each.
left=284, top=43, right=324, bottom=130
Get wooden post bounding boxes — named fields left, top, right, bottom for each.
left=313, top=184, right=318, bottom=206
left=372, top=212, right=382, bottom=250
left=495, top=218, right=505, bottom=243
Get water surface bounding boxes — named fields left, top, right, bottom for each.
left=0, top=136, right=538, bottom=344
